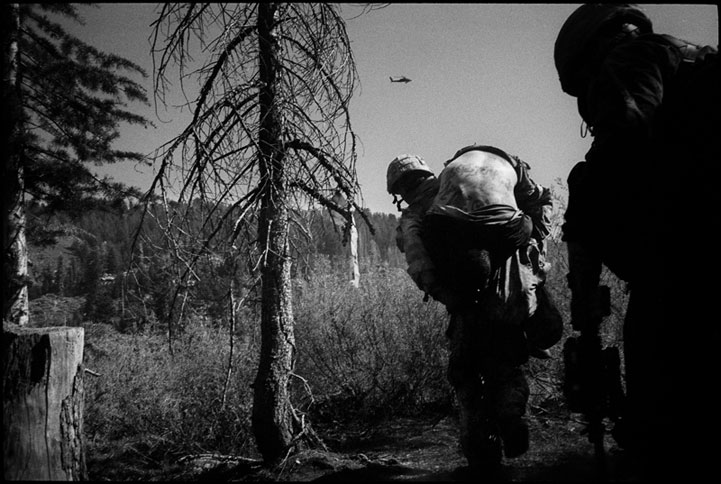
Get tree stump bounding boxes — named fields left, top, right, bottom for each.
left=2, top=322, right=87, bottom=480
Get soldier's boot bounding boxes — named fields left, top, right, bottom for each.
left=455, top=385, right=503, bottom=473
left=493, top=367, right=530, bottom=459
left=463, top=433, right=503, bottom=477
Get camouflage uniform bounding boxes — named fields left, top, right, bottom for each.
left=425, top=146, right=558, bottom=468
left=389, top=146, right=562, bottom=471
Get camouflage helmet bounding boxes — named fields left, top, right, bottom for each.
left=386, top=154, right=434, bottom=194
left=554, top=4, right=652, bottom=96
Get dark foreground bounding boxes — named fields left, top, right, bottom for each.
left=90, top=402, right=646, bottom=482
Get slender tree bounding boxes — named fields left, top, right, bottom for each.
left=2, top=4, right=26, bottom=325
left=55, top=256, right=65, bottom=295
left=1, top=3, right=151, bottom=325
left=148, top=3, right=370, bottom=462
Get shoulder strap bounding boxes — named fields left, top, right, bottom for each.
left=444, top=144, right=518, bottom=168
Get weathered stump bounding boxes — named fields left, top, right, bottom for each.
left=2, top=322, right=86, bottom=480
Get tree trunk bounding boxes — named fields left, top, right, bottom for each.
left=252, top=2, right=298, bottom=463
left=2, top=3, right=29, bottom=327
left=2, top=322, right=87, bottom=480
left=349, top=209, right=360, bottom=288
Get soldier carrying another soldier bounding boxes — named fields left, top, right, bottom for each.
left=386, top=145, right=563, bottom=476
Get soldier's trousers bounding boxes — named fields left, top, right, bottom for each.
left=446, top=307, right=530, bottom=468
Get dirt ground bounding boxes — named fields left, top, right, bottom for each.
left=141, top=405, right=644, bottom=483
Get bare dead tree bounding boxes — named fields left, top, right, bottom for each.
left=145, top=3, right=367, bottom=463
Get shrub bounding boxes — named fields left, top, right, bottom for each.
left=80, top=248, right=628, bottom=478
left=293, top=266, right=454, bottom=422
left=83, top=321, right=260, bottom=473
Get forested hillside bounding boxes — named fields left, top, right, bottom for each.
left=26, top=199, right=404, bottom=329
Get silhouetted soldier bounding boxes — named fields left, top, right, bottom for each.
left=554, top=4, right=720, bottom=479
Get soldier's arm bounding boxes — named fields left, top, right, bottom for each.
left=399, top=205, right=436, bottom=290
left=398, top=204, right=460, bottom=308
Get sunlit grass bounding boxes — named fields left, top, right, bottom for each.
left=78, top=253, right=627, bottom=479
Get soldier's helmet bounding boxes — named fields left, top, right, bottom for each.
left=554, top=3, right=652, bottom=96
left=386, top=154, right=434, bottom=194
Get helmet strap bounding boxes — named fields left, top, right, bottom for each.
left=392, top=194, right=403, bottom=212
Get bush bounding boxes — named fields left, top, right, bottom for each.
left=80, top=250, right=627, bottom=479
left=293, top=266, right=454, bottom=422
left=81, top=265, right=455, bottom=478
left=83, top=321, right=260, bottom=473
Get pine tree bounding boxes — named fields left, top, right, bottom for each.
left=55, top=255, right=65, bottom=295
left=64, top=259, right=75, bottom=296
left=81, top=241, right=100, bottom=320
left=40, top=265, right=54, bottom=295
left=2, top=4, right=151, bottom=325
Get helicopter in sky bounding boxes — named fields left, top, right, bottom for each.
left=389, top=76, right=412, bottom=83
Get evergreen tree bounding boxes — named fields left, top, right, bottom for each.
left=2, top=3, right=151, bottom=325
left=40, top=265, right=54, bottom=296
left=20, top=5, right=152, bottom=212
left=55, top=255, right=65, bottom=295
left=65, top=260, right=77, bottom=296
left=81, top=242, right=101, bottom=320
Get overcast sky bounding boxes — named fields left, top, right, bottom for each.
left=68, top=3, right=719, bottom=214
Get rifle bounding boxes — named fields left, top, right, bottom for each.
left=563, top=281, right=625, bottom=480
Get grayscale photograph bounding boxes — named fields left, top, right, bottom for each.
left=3, top=3, right=718, bottom=482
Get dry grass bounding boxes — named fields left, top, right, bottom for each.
left=82, top=322, right=259, bottom=479
left=78, top=259, right=626, bottom=480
